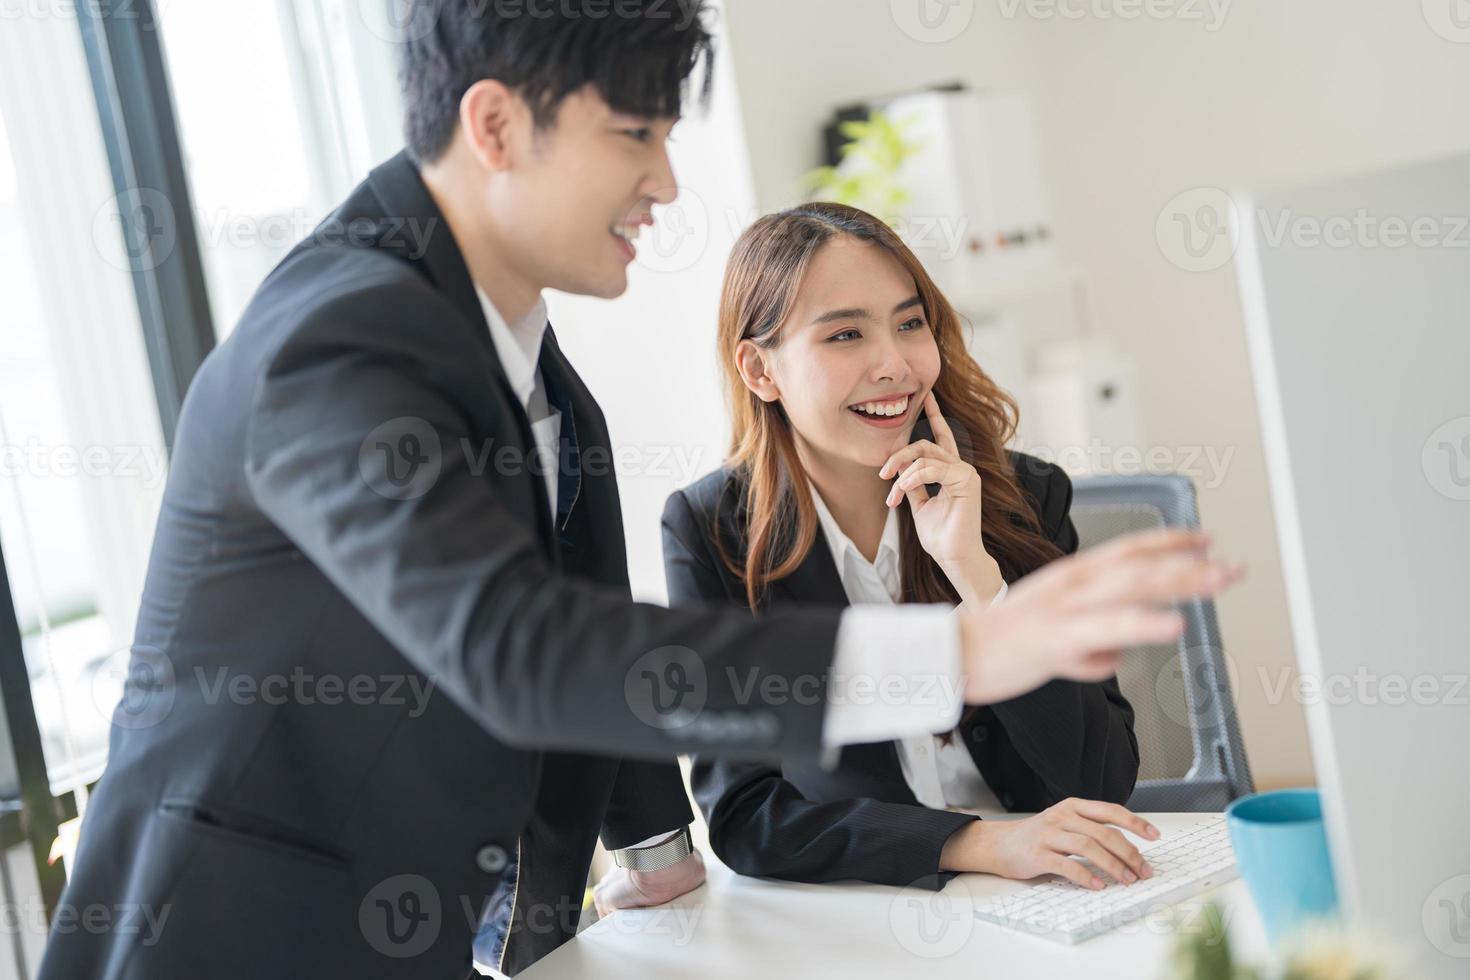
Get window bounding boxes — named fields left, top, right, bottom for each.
left=0, top=13, right=168, bottom=793
left=157, top=0, right=404, bottom=335
left=0, top=0, right=404, bottom=811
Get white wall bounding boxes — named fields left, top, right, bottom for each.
left=724, top=0, right=1043, bottom=214
left=1009, top=0, right=1470, bottom=789
left=717, top=0, right=1470, bottom=788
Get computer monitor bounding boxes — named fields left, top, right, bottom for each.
left=1236, top=151, right=1470, bottom=976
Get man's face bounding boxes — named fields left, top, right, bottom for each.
left=490, top=85, right=678, bottom=300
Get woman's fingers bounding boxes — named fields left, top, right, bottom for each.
left=879, top=442, right=931, bottom=479
left=885, top=458, right=966, bottom=507
left=891, top=458, right=945, bottom=491
left=922, top=391, right=959, bottom=454
left=1069, top=801, right=1160, bottom=842
left=901, top=482, right=931, bottom=516
left=891, top=461, right=936, bottom=513
left=1064, top=821, right=1151, bottom=879
left=1058, top=833, right=1136, bottom=885
left=1044, top=854, right=1104, bottom=891
left=878, top=439, right=956, bottom=479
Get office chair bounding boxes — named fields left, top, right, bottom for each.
left=1068, top=473, right=1255, bottom=812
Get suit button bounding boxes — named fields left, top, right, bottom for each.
left=476, top=844, right=509, bottom=874
left=970, top=725, right=989, bottom=744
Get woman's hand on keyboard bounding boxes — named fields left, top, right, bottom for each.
left=938, top=798, right=1158, bottom=890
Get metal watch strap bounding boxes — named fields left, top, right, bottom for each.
left=611, top=828, right=693, bottom=873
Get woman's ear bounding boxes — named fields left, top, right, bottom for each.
left=734, top=340, right=781, bottom=403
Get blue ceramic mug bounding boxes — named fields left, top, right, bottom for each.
left=1225, top=788, right=1340, bottom=944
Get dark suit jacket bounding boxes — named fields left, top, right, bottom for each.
left=661, top=454, right=1140, bottom=891
left=39, top=152, right=847, bottom=980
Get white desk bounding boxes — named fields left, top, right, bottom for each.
left=520, top=813, right=1268, bottom=980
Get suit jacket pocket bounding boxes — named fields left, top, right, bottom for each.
left=157, top=798, right=353, bottom=870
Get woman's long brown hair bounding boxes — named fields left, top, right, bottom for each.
left=716, top=202, right=1062, bottom=609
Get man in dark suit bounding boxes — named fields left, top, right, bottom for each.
left=40, top=2, right=1240, bottom=977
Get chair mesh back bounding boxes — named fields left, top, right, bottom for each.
left=1071, top=502, right=1195, bottom=783
left=1069, top=475, right=1254, bottom=812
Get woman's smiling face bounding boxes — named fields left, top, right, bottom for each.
left=741, top=235, right=942, bottom=471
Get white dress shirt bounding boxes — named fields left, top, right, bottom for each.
left=809, top=488, right=1009, bottom=815
left=472, top=286, right=966, bottom=757
left=477, top=288, right=674, bottom=853
left=476, top=286, right=559, bottom=523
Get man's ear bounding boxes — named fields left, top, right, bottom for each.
left=735, top=340, right=781, bottom=403
left=459, top=79, right=528, bottom=172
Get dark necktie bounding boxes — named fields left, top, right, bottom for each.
left=534, top=354, right=580, bottom=533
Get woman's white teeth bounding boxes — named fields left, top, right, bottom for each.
left=853, top=396, right=909, bottom=417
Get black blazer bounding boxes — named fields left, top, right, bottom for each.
left=39, top=152, right=850, bottom=980
left=661, top=454, right=1140, bottom=892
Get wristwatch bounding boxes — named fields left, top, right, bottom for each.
left=611, top=827, right=694, bottom=873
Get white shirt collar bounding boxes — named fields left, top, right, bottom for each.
left=809, top=483, right=902, bottom=593
left=475, top=284, right=549, bottom=410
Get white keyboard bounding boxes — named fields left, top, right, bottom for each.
left=971, top=815, right=1238, bottom=944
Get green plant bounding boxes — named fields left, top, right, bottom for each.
left=1167, top=903, right=1259, bottom=980
left=804, top=109, right=923, bottom=226
left=1165, top=904, right=1406, bottom=980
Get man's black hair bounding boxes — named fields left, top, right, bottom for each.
left=399, top=0, right=715, bottom=163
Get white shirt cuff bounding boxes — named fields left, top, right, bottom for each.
left=820, top=604, right=964, bottom=748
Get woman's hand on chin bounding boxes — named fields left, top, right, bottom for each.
left=878, top=391, right=1005, bottom=605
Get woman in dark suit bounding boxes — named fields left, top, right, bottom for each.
left=661, top=202, right=1158, bottom=894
